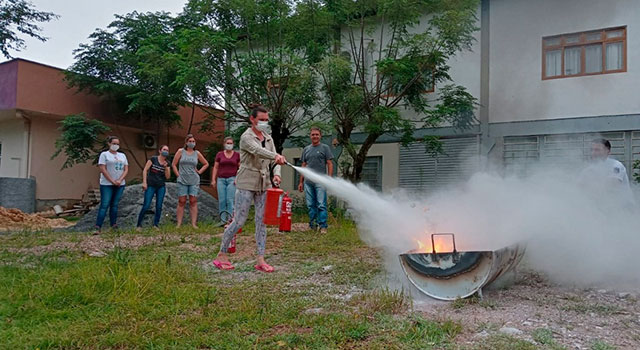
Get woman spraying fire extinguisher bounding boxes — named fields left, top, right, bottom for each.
left=213, top=104, right=287, bottom=272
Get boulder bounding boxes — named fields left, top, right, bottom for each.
left=72, top=183, right=219, bottom=231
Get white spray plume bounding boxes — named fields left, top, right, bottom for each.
left=292, top=162, right=640, bottom=289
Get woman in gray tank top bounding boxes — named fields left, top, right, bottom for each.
left=171, top=134, right=209, bottom=229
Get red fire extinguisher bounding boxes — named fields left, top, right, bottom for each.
left=224, top=215, right=242, bottom=254
left=263, top=188, right=284, bottom=225
left=279, top=192, right=292, bottom=232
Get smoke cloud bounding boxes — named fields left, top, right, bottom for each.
left=292, top=160, right=640, bottom=290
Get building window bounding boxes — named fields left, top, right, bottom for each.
left=543, top=26, right=626, bottom=79
left=361, top=156, right=383, bottom=191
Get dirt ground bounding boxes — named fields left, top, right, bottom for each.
left=0, top=207, right=74, bottom=232
left=414, top=270, right=640, bottom=349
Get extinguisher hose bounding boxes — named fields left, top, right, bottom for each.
left=270, top=162, right=295, bottom=187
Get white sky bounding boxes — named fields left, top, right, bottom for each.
left=7, top=0, right=186, bottom=69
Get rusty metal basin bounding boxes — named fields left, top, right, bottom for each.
left=399, top=235, right=525, bottom=300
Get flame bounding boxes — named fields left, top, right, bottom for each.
left=415, top=236, right=454, bottom=253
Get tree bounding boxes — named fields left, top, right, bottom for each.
left=317, top=0, right=479, bottom=181
left=0, top=0, right=58, bottom=58
left=65, top=11, right=186, bottom=169
left=179, top=0, right=335, bottom=153
left=51, top=113, right=111, bottom=170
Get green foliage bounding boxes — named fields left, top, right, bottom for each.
left=0, top=0, right=58, bottom=58
left=178, top=0, right=334, bottom=152
left=632, top=160, right=640, bottom=184
left=65, top=11, right=185, bottom=134
left=317, top=0, right=480, bottom=181
left=51, top=113, right=111, bottom=169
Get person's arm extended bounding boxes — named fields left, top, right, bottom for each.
left=142, top=160, right=152, bottom=189
left=211, top=161, right=219, bottom=186
left=172, top=149, right=182, bottom=178
left=196, top=151, right=209, bottom=174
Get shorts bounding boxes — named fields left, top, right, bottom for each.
left=177, top=183, right=199, bottom=197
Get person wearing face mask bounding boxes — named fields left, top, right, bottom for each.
left=172, top=134, right=209, bottom=229
left=211, top=136, right=240, bottom=225
left=136, top=145, right=172, bottom=230
left=94, top=136, right=129, bottom=235
left=213, top=104, right=287, bottom=272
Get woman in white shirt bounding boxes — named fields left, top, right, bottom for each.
left=94, top=136, right=129, bottom=234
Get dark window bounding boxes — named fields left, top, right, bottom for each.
left=361, top=156, right=383, bottom=191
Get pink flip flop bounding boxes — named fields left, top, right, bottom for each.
left=254, top=263, right=274, bottom=273
left=213, top=260, right=234, bottom=270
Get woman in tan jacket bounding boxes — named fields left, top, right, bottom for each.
left=213, top=105, right=287, bottom=272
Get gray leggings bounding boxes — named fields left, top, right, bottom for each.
left=219, top=189, right=267, bottom=256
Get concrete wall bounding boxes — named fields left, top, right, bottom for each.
left=0, top=177, right=35, bottom=213
left=29, top=116, right=215, bottom=201
left=366, top=142, right=400, bottom=191
left=0, top=115, right=28, bottom=178
left=489, top=0, right=640, bottom=123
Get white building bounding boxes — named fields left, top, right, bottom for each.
left=280, top=0, right=640, bottom=193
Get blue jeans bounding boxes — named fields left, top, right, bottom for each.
left=136, top=185, right=166, bottom=227
left=217, top=176, right=236, bottom=222
left=304, top=181, right=328, bottom=229
left=96, top=185, right=125, bottom=228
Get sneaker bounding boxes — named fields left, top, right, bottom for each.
left=319, top=228, right=328, bottom=234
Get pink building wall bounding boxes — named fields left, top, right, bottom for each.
left=0, top=60, right=18, bottom=109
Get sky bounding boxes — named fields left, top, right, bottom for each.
left=7, top=0, right=187, bottom=69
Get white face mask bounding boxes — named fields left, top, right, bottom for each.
left=110, top=144, right=120, bottom=152
left=224, top=144, right=233, bottom=151
left=256, top=121, right=270, bottom=133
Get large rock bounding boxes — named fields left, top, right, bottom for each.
left=72, top=183, right=219, bottom=231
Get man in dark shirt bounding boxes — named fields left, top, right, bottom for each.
left=298, top=127, right=334, bottom=233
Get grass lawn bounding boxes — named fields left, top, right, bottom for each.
left=0, top=217, right=464, bottom=350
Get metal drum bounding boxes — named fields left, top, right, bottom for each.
left=399, top=234, right=525, bottom=300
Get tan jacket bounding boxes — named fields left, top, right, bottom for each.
left=236, top=128, right=282, bottom=192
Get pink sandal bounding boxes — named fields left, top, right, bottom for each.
left=213, top=260, right=234, bottom=270
left=254, top=263, right=274, bottom=273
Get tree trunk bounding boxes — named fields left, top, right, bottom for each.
left=350, top=132, right=380, bottom=182
left=187, top=97, right=196, bottom=134
left=270, top=115, right=289, bottom=154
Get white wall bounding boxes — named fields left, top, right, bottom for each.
left=490, top=0, right=640, bottom=123
left=0, top=116, right=28, bottom=178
